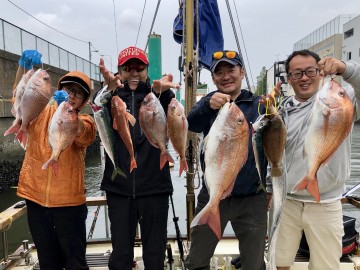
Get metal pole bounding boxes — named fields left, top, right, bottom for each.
left=100, top=142, right=110, bottom=239
left=184, top=0, right=197, bottom=242
left=89, top=42, right=92, bottom=80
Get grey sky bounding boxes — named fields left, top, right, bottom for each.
left=1, top=0, right=360, bottom=90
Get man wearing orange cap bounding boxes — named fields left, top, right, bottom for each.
left=95, top=46, right=179, bottom=270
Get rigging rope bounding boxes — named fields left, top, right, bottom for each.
left=224, top=0, right=251, bottom=91
left=7, top=0, right=88, bottom=43
left=135, top=0, right=147, bottom=47
left=112, top=0, right=120, bottom=54
left=232, top=0, right=255, bottom=88
left=144, top=0, right=162, bottom=52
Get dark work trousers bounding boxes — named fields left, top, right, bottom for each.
left=26, top=199, right=88, bottom=270
left=106, top=192, right=169, bottom=270
left=184, top=187, right=267, bottom=270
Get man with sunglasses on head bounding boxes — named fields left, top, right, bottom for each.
left=265, top=49, right=360, bottom=270
left=12, top=50, right=97, bottom=269
left=184, top=50, right=268, bottom=270
left=94, top=46, right=179, bottom=270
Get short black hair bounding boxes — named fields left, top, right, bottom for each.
left=285, top=49, right=321, bottom=74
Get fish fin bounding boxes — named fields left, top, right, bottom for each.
left=291, top=175, right=320, bottom=202
left=4, top=122, right=20, bottom=136
left=130, top=157, right=137, bottom=173
left=160, top=151, right=174, bottom=170
left=322, top=110, right=331, bottom=137
left=191, top=204, right=222, bottom=240
left=112, top=119, right=118, bottom=131
left=15, top=130, right=27, bottom=145
left=126, top=112, right=136, bottom=126
left=178, top=157, right=188, bottom=177
left=111, top=166, right=127, bottom=181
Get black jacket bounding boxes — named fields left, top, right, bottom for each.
left=95, top=81, right=175, bottom=197
left=187, top=89, right=267, bottom=195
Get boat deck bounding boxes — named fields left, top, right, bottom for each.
left=2, top=197, right=360, bottom=269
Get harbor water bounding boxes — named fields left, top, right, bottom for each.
left=1, top=123, right=360, bottom=257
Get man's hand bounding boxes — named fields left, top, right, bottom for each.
left=259, top=81, right=282, bottom=106
left=318, top=57, right=346, bottom=76
left=209, top=92, right=230, bottom=110
left=18, top=50, right=42, bottom=70
left=151, top=73, right=180, bottom=94
left=99, top=58, right=123, bottom=91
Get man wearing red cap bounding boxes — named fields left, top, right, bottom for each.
left=95, top=46, right=179, bottom=270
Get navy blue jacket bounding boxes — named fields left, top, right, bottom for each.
left=94, top=81, right=174, bottom=197
left=187, top=89, right=267, bottom=195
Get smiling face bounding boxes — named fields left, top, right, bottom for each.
left=118, top=59, right=148, bottom=91
left=211, top=62, right=244, bottom=101
left=287, top=55, right=322, bottom=102
left=62, top=83, right=86, bottom=110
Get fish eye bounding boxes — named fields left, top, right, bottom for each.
left=338, top=91, right=345, bottom=97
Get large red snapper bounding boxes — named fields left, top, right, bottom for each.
left=167, top=98, right=188, bottom=176
left=191, top=102, right=249, bottom=240
left=111, top=96, right=137, bottom=173
left=292, top=80, right=354, bottom=202
left=42, top=101, right=79, bottom=175
left=139, top=92, right=174, bottom=170
left=4, top=69, right=53, bottom=147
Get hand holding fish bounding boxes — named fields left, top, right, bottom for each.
left=209, top=92, right=230, bottom=109
left=151, top=73, right=180, bottom=94
left=318, top=57, right=346, bottom=76
left=259, top=81, right=282, bottom=107
left=99, top=58, right=123, bottom=91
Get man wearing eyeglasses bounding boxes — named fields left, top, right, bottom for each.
left=11, top=50, right=97, bottom=269
left=95, top=46, right=180, bottom=270
left=185, top=50, right=268, bottom=270
left=269, top=49, right=360, bottom=270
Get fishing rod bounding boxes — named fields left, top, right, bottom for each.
left=169, top=194, right=185, bottom=266
left=342, top=182, right=360, bottom=197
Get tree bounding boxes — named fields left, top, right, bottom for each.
left=255, top=66, right=267, bottom=96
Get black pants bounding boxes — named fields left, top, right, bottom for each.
left=106, top=192, right=169, bottom=270
left=26, top=200, right=88, bottom=270
left=184, top=187, right=267, bottom=270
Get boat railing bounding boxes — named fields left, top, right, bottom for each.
left=0, top=196, right=108, bottom=267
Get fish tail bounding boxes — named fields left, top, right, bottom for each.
left=160, top=151, right=174, bottom=170
left=42, top=157, right=58, bottom=175
left=191, top=204, right=221, bottom=240
left=130, top=158, right=137, bottom=173
left=111, top=166, right=127, bottom=181
left=291, top=176, right=320, bottom=202
left=178, top=158, right=188, bottom=177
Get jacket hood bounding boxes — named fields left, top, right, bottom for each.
left=57, top=71, right=92, bottom=111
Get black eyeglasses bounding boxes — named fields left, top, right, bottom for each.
left=288, top=68, right=319, bottom=80
left=62, top=85, right=85, bottom=100
left=120, top=64, right=147, bottom=73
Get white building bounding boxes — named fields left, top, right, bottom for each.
left=343, top=15, right=360, bottom=64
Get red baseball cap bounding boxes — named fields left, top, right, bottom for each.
left=117, top=46, right=149, bottom=66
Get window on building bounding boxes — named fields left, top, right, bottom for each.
left=344, top=28, right=354, bottom=39
left=347, top=52, right=352, bottom=60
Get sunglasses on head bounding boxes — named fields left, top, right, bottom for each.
left=212, top=51, right=238, bottom=60
left=120, top=64, right=147, bottom=73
